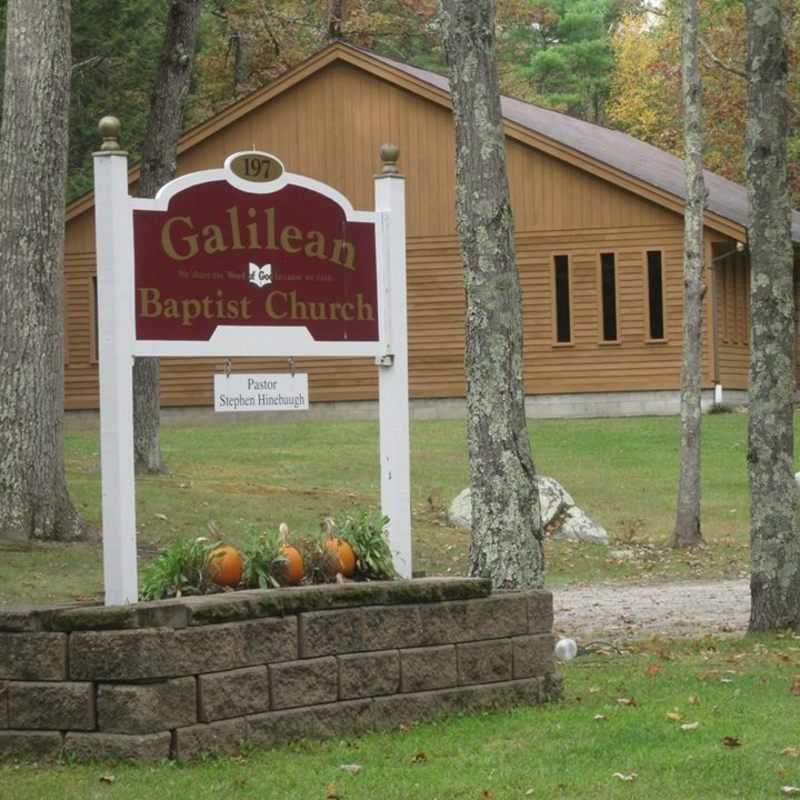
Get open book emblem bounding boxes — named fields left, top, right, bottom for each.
left=248, top=263, right=272, bottom=288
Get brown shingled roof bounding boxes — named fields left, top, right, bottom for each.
left=363, top=47, right=800, bottom=244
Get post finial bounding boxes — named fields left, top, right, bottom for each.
left=98, top=116, right=122, bottom=151
left=379, top=144, right=400, bottom=175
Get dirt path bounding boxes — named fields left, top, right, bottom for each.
left=552, top=578, right=750, bottom=642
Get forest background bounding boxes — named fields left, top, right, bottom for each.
left=0, top=0, right=797, bottom=208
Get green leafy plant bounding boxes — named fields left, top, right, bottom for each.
left=295, top=526, right=336, bottom=584
left=334, top=508, right=398, bottom=580
left=240, top=526, right=288, bottom=589
left=140, top=537, right=220, bottom=600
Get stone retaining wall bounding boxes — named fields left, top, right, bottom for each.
left=0, top=578, right=560, bottom=762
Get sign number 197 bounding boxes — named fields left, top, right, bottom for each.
left=244, top=157, right=273, bottom=179
left=230, top=151, right=284, bottom=183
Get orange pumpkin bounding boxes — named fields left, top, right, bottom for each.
left=280, top=544, right=304, bottom=585
left=208, top=544, right=243, bottom=587
left=324, top=537, right=356, bottom=578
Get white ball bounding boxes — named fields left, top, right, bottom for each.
left=555, top=638, right=578, bottom=661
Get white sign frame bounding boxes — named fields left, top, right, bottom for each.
left=93, top=148, right=411, bottom=605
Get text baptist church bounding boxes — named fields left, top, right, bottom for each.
left=138, top=287, right=375, bottom=327
left=160, top=205, right=358, bottom=271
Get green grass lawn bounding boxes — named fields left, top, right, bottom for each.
left=0, top=411, right=769, bottom=604
left=4, top=634, right=800, bottom=799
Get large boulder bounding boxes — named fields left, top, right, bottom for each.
left=537, top=475, right=574, bottom=527
left=447, top=488, right=472, bottom=530
left=552, top=506, right=609, bottom=545
left=447, top=476, right=608, bottom=545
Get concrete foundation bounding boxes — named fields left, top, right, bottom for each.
left=65, top=389, right=749, bottom=431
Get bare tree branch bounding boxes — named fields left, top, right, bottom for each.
left=697, top=35, right=796, bottom=118
left=698, top=36, right=746, bottom=79
left=70, top=54, right=105, bottom=74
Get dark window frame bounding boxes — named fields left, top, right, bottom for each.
left=599, top=252, right=619, bottom=343
left=90, top=275, right=99, bottom=364
left=646, top=250, right=666, bottom=341
left=553, top=253, right=572, bottom=345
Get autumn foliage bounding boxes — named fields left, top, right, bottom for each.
left=608, top=1, right=800, bottom=204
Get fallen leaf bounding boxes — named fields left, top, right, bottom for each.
left=782, top=747, right=800, bottom=758
left=656, top=649, right=672, bottom=660
left=411, top=751, right=427, bottom=764
left=589, top=687, right=601, bottom=694
left=594, top=714, right=608, bottom=721
left=646, top=664, right=662, bottom=677
left=781, top=788, right=800, bottom=797
left=680, top=722, right=700, bottom=732
left=666, top=710, right=683, bottom=722
left=617, top=697, right=637, bottom=706
left=525, top=791, right=535, bottom=797
left=483, top=791, right=494, bottom=800
left=99, top=775, right=115, bottom=784
left=791, top=676, right=800, bottom=696
left=696, top=670, right=720, bottom=682
left=398, top=722, right=414, bottom=733
left=688, top=694, right=701, bottom=705
left=612, top=772, right=637, bottom=782
left=722, top=736, right=742, bottom=748
left=154, top=513, right=168, bottom=521
left=339, top=764, right=361, bottom=775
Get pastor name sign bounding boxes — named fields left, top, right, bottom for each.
left=214, top=373, right=309, bottom=413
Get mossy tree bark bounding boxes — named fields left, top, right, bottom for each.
left=745, top=0, right=800, bottom=631
left=328, top=0, right=344, bottom=40
left=0, top=0, right=86, bottom=542
left=441, top=0, right=544, bottom=589
left=672, top=0, right=706, bottom=548
left=133, top=0, right=203, bottom=474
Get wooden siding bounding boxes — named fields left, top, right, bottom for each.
left=64, top=58, right=719, bottom=410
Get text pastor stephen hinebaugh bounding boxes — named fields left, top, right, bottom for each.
left=217, top=392, right=306, bottom=411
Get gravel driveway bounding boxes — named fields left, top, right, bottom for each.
left=552, top=579, right=750, bottom=642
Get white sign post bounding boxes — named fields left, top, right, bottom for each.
left=92, top=118, right=411, bottom=605
left=93, top=136, right=138, bottom=606
left=375, top=149, right=412, bottom=576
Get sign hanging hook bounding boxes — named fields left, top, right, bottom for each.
left=224, top=357, right=232, bottom=379
left=288, top=356, right=295, bottom=378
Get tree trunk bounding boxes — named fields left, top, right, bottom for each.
left=0, top=0, right=85, bottom=542
left=328, top=0, right=344, bottom=40
left=745, top=0, right=800, bottom=631
left=672, top=0, right=705, bottom=548
left=133, top=0, right=203, bottom=474
left=441, top=0, right=544, bottom=590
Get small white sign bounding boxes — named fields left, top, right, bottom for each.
left=214, top=372, right=309, bottom=412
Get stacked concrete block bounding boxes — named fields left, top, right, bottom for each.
left=0, top=578, right=559, bottom=763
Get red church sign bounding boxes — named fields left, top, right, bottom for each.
left=132, top=157, right=379, bottom=345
